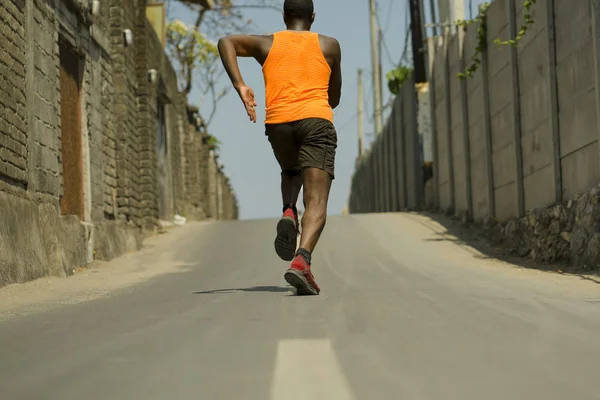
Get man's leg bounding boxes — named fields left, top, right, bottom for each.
left=284, top=118, right=336, bottom=295
left=274, top=169, right=303, bottom=261
left=280, top=170, right=303, bottom=209
left=284, top=167, right=332, bottom=295
left=298, top=167, right=332, bottom=252
left=267, top=123, right=303, bottom=261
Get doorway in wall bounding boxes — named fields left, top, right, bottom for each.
left=59, top=39, right=84, bottom=219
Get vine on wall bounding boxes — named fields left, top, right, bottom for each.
left=457, top=0, right=537, bottom=79
left=456, top=3, right=490, bottom=79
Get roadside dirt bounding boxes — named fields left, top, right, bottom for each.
left=0, top=221, right=208, bottom=321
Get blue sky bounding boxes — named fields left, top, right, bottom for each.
left=170, top=0, right=486, bottom=220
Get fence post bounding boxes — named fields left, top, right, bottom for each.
left=377, top=139, right=384, bottom=212
left=479, top=6, right=496, bottom=219
left=373, top=142, right=379, bottom=212
left=388, top=121, right=396, bottom=211
left=358, top=166, right=368, bottom=213
left=480, top=5, right=495, bottom=219
left=360, top=165, right=365, bottom=213
left=508, top=0, right=525, bottom=217
left=408, top=77, right=423, bottom=209
left=370, top=151, right=377, bottom=212
left=400, top=85, right=408, bottom=209
left=591, top=0, right=600, bottom=174
left=458, top=29, right=473, bottom=221
left=383, top=128, right=390, bottom=212
left=389, top=108, right=399, bottom=211
left=443, top=33, right=455, bottom=213
left=546, top=0, right=562, bottom=202
left=428, top=38, right=441, bottom=211
left=364, top=164, right=368, bottom=213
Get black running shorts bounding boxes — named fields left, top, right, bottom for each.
left=265, top=118, right=338, bottom=179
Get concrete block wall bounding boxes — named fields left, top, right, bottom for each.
left=402, top=74, right=422, bottom=209
left=448, top=35, right=466, bottom=215
left=0, top=0, right=238, bottom=287
left=348, top=75, right=422, bottom=214
left=554, top=0, right=599, bottom=200
left=464, top=23, right=490, bottom=221
left=516, top=0, right=553, bottom=211
left=349, top=0, right=600, bottom=225
left=487, top=0, right=519, bottom=222
left=433, top=40, right=451, bottom=212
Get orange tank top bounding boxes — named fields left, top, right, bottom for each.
left=262, top=31, right=333, bottom=124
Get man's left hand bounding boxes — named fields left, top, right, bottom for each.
left=237, top=85, right=257, bottom=123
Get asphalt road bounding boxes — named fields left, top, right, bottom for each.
left=1, top=213, right=599, bottom=400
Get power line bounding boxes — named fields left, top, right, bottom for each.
left=375, top=0, right=412, bottom=68
left=400, top=0, right=412, bottom=65
left=383, top=0, right=395, bottom=34
left=338, top=113, right=359, bottom=132
left=375, top=4, right=398, bottom=66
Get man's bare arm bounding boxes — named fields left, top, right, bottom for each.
left=217, top=35, right=268, bottom=123
left=327, top=39, right=342, bottom=109
left=217, top=35, right=264, bottom=89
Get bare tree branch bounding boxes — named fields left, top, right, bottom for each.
left=167, top=0, right=282, bottom=132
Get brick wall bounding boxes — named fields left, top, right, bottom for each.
left=110, top=0, right=142, bottom=226
left=0, top=0, right=238, bottom=287
left=183, top=108, right=206, bottom=219
left=30, top=1, right=61, bottom=199
left=87, top=37, right=116, bottom=222
left=0, top=0, right=28, bottom=187
left=136, top=13, right=158, bottom=228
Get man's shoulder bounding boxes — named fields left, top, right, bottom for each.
left=317, top=34, right=340, bottom=55
left=317, top=34, right=339, bottom=45
left=253, top=33, right=274, bottom=42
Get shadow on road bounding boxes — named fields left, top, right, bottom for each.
left=194, top=286, right=292, bottom=295
left=418, top=212, right=600, bottom=285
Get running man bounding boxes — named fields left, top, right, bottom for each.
left=218, top=0, right=342, bottom=295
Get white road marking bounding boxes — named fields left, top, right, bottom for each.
left=270, top=339, right=356, bottom=400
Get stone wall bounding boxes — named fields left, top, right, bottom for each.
left=483, top=184, right=600, bottom=272
left=0, top=0, right=238, bottom=288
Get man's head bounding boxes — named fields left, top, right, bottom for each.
left=283, top=0, right=315, bottom=27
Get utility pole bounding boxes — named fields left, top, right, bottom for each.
left=409, top=0, right=427, bottom=83
left=420, top=0, right=429, bottom=81
left=438, top=0, right=464, bottom=34
left=437, top=0, right=450, bottom=32
left=369, top=0, right=383, bottom=135
left=429, top=0, right=438, bottom=36
left=358, top=69, right=364, bottom=159
left=453, top=0, right=466, bottom=29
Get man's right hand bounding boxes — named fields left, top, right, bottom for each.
left=237, top=85, right=257, bottom=123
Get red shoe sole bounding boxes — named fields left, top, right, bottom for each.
left=274, top=218, right=297, bottom=261
left=284, top=268, right=319, bottom=296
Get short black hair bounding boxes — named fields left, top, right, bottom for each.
left=284, top=0, right=314, bottom=20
